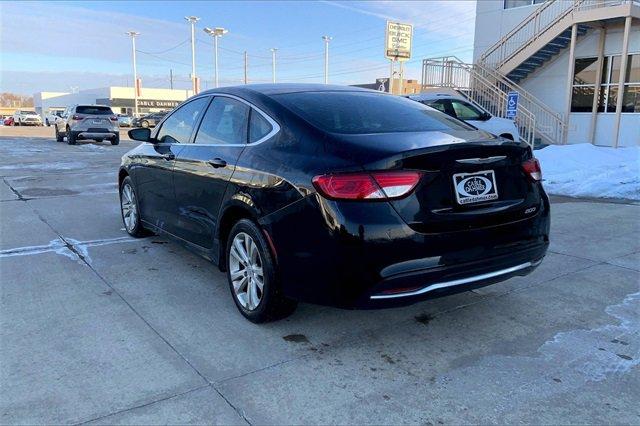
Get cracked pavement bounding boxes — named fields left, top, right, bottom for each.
left=1, top=128, right=639, bottom=424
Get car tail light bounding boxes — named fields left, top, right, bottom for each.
left=312, top=171, right=422, bottom=200
left=109, top=115, right=118, bottom=121
left=72, top=114, right=83, bottom=120
left=522, top=158, right=542, bottom=181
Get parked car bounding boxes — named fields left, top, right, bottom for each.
left=120, top=84, right=549, bottom=323
left=3, top=116, right=14, bottom=126
left=132, top=111, right=167, bottom=128
left=117, top=114, right=133, bottom=127
left=13, top=110, right=43, bottom=126
left=54, top=105, right=120, bottom=145
left=45, top=111, right=64, bottom=126
left=407, top=93, right=520, bottom=141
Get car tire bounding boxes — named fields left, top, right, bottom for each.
left=141, top=120, right=149, bottom=128
left=119, top=176, right=146, bottom=238
left=110, top=134, right=120, bottom=145
left=67, top=129, right=77, bottom=145
left=55, top=127, right=63, bottom=142
left=226, top=219, right=297, bottom=323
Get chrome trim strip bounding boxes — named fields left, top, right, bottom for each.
left=370, top=261, right=533, bottom=300
left=455, top=156, right=507, bottom=164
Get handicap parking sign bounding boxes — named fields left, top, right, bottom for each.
left=506, top=91, right=519, bottom=119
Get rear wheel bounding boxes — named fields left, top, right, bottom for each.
left=119, top=177, right=146, bottom=237
left=141, top=120, right=149, bottom=128
left=55, top=126, right=63, bottom=142
left=226, top=219, right=297, bottom=323
left=66, top=128, right=76, bottom=145
left=110, top=134, right=120, bottom=145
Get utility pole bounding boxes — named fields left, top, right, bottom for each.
left=125, top=31, right=140, bottom=117
left=270, top=48, right=277, bottom=83
left=322, top=35, right=332, bottom=84
left=169, top=69, right=174, bottom=90
left=203, top=27, right=228, bottom=89
left=244, top=51, right=248, bottom=84
left=185, top=16, right=200, bottom=94
left=389, top=59, right=394, bottom=93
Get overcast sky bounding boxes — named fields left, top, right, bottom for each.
left=0, top=1, right=477, bottom=96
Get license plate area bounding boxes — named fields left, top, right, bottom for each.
left=92, top=119, right=102, bottom=124
left=453, top=170, right=499, bottom=205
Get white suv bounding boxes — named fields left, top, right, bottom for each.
left=13, top=110, right=43, bottom=126
left=407, top=93, right=520, bottom=141
left=55, top=105, right=120, bottom=145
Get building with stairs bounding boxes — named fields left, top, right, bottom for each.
left=422, top=0, right=639, bottom=148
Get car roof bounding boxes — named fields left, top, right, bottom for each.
left=200, top=83, right=377, bottom=97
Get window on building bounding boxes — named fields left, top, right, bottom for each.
left=571, top=54, right=639, bottom=113
left=504, top=0, right=545, bottom=9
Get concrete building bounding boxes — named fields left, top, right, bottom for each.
left=33, top=86, right=194, bottom=118
left=423, top=0, right=639, bottom=147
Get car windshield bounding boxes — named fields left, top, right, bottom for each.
left=273, top=91, right=474, bottom=134
left=20, top=111, right=35, bottom=115
left=76, top=106, right=113, bottom=115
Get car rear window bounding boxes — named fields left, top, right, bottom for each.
left=273, top=91, right=474, bottom=134
left=76, top=106, right=113, bottom=115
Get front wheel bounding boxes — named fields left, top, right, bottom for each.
left=226, top=219, right=297, bottom=323
left=119, top=177, right=146, bottom=237
left=110, top=134, right=120, bottom=145
left=140, top=120, right=149, bottom=128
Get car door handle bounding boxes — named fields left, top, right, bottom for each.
left=208, top=158, right=227, bottom=168
left=161, top=153, right=175, bottom=161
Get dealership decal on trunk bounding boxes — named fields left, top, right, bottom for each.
left=453, top=170, right=499, bottom=205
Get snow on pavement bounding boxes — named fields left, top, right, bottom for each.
left=536, top=143, right=640, bottom=201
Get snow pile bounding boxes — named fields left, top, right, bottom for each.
left=536, top=143, right=640, bottom=200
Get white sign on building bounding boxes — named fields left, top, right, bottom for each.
left=385, top=21, right=413, bottom=61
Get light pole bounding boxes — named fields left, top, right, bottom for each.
left=270, top=48, right=278, bottom=83
left=322, top=35, right=332, bottom=84
left=125, top=31, right=140, bottom=117
left=203, top=27, right=228, bottom=88
left=185, top=16, right=200, bottom=93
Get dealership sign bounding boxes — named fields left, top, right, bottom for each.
left=109, top=98, right=182, bottom=108
left=385, top=21, right=413, bottom=61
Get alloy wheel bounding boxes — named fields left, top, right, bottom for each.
left=229, top=232, right=264, bottom=311
left=120, top=183, right=138, bottom=232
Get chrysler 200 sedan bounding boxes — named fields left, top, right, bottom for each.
left=119, top=84, right=549, bottom=323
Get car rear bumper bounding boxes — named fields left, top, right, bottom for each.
left=263, top=189, right=550, bottom=309
left=77, top=132, right=118, bottom=139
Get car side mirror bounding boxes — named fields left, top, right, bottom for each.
left=128, top=127, right=152, bottom=142
left=481, top=112, right=492, bottom=121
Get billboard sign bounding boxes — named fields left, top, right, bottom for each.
left=385, top=21, right=413, bottom=61
left=506, top=91, right=519, bottom=119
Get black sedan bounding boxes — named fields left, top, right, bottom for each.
left=119, top=84, right=549, bottom=323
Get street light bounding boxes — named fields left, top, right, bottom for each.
left=185, top=16, right=200, bottom=93
left=203, top=27, right=228, bottom=88
left=322, top=35, right=332, bottom=84
left=125, top=31, right=140, bottom=117
left=270, top=48, right=278, bottom=83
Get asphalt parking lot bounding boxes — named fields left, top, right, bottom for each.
left=1, top=126, right=639, bottom=424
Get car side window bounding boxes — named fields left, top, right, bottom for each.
left=451, top=100, right=484, bottom=121
left=427, top=100, right=447, bottom=113
left=249, top=109, right=273, bottom=143
left=156, top=97, right=209, bottom=144
left=194, top=97, right=249, bottom=145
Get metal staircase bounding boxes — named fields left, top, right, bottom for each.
left=422, top=0, right=639, bottom=146
left=422, top=56, right=562, bottom=147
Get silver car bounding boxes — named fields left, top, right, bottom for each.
left=54, top=105, right=120, bottom=145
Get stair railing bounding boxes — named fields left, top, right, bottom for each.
left=481, top=0, right=582, bottom=70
